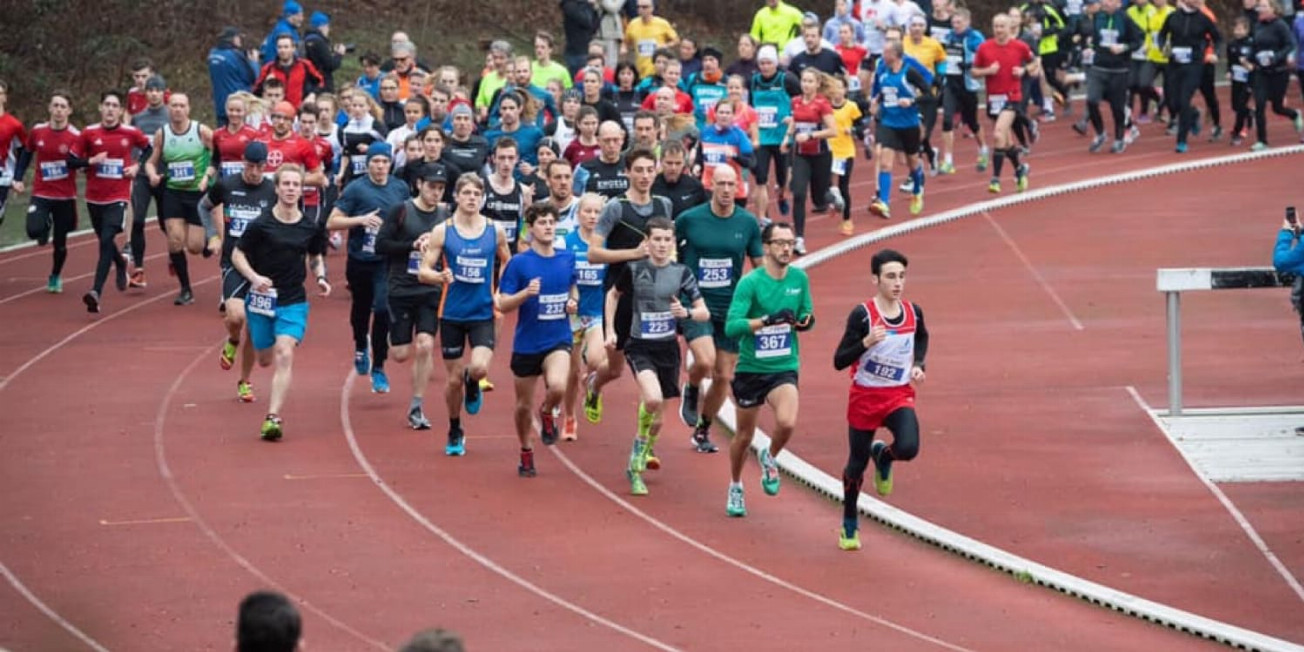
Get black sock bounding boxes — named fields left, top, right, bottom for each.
left=170, top=252, right=191, bottom=291
left=696, top=415, right=713, bottom=429
left=842, top=472, right=864, bottom=522
left=450, top=417, right=461, bottom=432
left=1006, top=147, right=1021, bottom=170
left=993, top=149, right=1006, bottom=177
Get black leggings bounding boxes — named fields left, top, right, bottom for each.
left=789, top=151, right=831, bottom=238
left=1254, top=69, right=1300, bottom=145
left=837, top=157, right=854, bottom=222
left=1199, top=63, right=1221, bottom=128
left=841, top=408, right=920, bottom=521
left=27, top=198, right=77, bottom=276
left=130, top=174, right=163, bottom=267
left=918, top=97, right=939, bottom=169
left=1231, top=80, right=1254, bottom=137
left=345, top=258, right=390, bottom=369
left=88, top=202, right=128, bottom=294
left=1087, top=68, right=1129, bottom=140
left=1169, top=62, right=1204, bottom=144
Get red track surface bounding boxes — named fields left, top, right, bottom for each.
left=2, top=101, right=1302, bottom=650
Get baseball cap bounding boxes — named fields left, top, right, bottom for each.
left=145, top=75, right=167, bottom=91
left=244, top=141, right=269, bottom=163
left=415, top=162, right=448, bottom=184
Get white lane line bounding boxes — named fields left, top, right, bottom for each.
left=981, top=210, right=1085, bottom=331
left=0, top=561, right=109, bottom=652
left=547, top=446, right=977, bottom=652
left=154, top=342, right=389, bottom=649
left=339, top=372, right=680, bottom=652
left=1126, top=386, right=1304, bottom=604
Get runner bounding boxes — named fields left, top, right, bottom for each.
left=497, top=202, right=579, bottom=476
left=201, top=94, right=262, bottom=253
left=209, top=142, right=277, bottom=403
left=606, top=216, right=708, bottom=496
left=827, top=74, right=864, bottom=235
left=376, top=163, right=450, bottom=430
left=1155, top=0, right=1221, bottom=153
left=723, top=221, right=814, bottom=517
left=326, top=141, right=409, bottom=393
left=16, top=91, right=82, bottom=293
left=230, top=164, right=331, bottom=441
left=651, top=140, right=706, bottom=219
left=695, top=101, right=754, bottom=213
left=76, top=90, right=151, bottom=312
left=833, top=248, right=929, bottom=550
left=940, top=9, right=991, bottom=174
left=483, top=137, right=531, bottom=252
left=903, top=15, right=947, bottom=175
left=1081, top=0, right=1143, bottom=153
left=418, top=173, right=513, bottom=456
left=143, top=93, right=215, bottom=305
left=867, top=41, right=930, bottom=220
left=972, top=15, right=1037, bottom=193
left=749, top=45, right=801, bottom=222
left=581, top=121, right=630, bottom=199
left=126, top=75, right=170, bottom=288
left=786, top=68, right=839, bottom=254
left=0, top=80, right=24, bottom=229
left=561, top=193, right=609, bottom=441
left=676, top=165, right=763, bottom=455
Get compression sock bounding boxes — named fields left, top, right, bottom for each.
left=637, top=402, right=655, bottom=438
left=877, top=171, right=891, bottom=203
left=910, top=165, right=924, bottom=195
left=1006, top=147, right=1022, bottom=169
left=842, top=472, right=864, bottom=522
left=992, top=149, right=1006, bottom=177
left=170, top=251, right=191, bottom=291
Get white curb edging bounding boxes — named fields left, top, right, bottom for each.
left=715, top=144, right=1304, bottom=652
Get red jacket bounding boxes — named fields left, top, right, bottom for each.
left=254, top=58, right=325, bottom=108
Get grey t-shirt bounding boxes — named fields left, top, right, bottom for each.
left=595, top=194, right=673, bottom=290
left=613, top=259, right=701, bottom=342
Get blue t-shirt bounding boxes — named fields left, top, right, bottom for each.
left=872, top=62, right=927, bottom=130
left=562, top=229, right=605, bottom=318
left=500, top=248, right=577, bottom=354
left=334, top=175, right=411, bottom=262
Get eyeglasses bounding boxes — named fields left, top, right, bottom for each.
left=381, top=85, right=399, bottom=91
left=765, top=239, right=796, bottom=247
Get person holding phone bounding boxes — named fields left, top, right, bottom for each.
left=1273, top=206, right=1304, bottom=343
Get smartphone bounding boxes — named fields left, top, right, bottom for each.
left=1289, top=206, right=1298, bottom=227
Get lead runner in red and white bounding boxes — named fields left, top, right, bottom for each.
left=831, top=248, right=929, bottom=551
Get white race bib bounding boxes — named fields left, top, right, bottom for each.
left=987, top=93, right=1008, bottom=115
left=639, top=310, right=675, bottom=339
left=407, top=250, right=422, bottom=275
left=831, top=157, right=848, bottom=176
left=1232, top=64, right=1249, bottom=83
left=220, top=161, right=244, bottom=177
left=1256, top=50, right=1274, bottom=67
left=454, top=254, right=487, bottom=283
left=1082, top=48, right=1096, bottom=66
left=757, top=105, right=779, bottom=129
left=754, top=324, right=793, bottom=358
left=1099, top=29, right=1118, bottom=47
left=576, top=261, right=604, bottom=286
left=96, top=158, right=125, bottom=179
left=637, top=40, right=656, bottom=58
left=361, top=225, right=379, bottom=255
left=227, top=207, right=260, bottom=238
left=40, top=160, right=69, bottom=181
left=167, top=160, right=196, bottom=182
left=697, top=258, right=733, bottom=289
left=538, top=293, right=568, bottom=320
left=351, top=154, right=367, bottom=175
left=945, top=53, right=963, bottom=75
left=247, top=287, right=278, bottom=317
left=1171, top=46, right=1193, bottom=64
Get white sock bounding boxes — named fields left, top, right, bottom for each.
left=730, top=481, right=743, bottom=490
left=944, top=152, right=954, bottom=165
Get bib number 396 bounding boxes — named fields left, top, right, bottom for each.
left=247, top=288, right=278, bottom=318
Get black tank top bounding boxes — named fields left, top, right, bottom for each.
left=482, top=178, right=524, bottom=246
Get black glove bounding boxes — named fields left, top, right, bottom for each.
left=795, top=313, right=814, bottom=332
left=762, top=308, right=797, bottom=326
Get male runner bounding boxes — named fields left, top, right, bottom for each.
left=498, top=202, right=579, bottom=476
left=868, top=41, right=930, bottom=219
left=607, top=217, right=708, bottom=496
left=209, top=142, right=277, bottom=403
left=0, top=80, right=24, bottom=230
left=723, top=221, right=814, bottom=517
left=126, top=76, right=170, bottom=287
left=581, top=121, right=630, bottom=199
left=17, top=92, right=81, bottom=293
left=972, top=15, right=1037, bottom=193
left=230, top=164, right=331, bottom=441
left=419, top=174, right=513, bottom=456
left=676, top=166, right=763, bottom=454
left=376, top=163, right=450, bottom=430
left=144, top=93, right=215, bottom=305
left=832, top=248, right=929, bottom=550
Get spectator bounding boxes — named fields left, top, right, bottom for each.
left=381, top=32, right=436, bottom=73
left=388, top=41, right=425, bottom=100
left=751, top=0, right=805, bottom=46
left=398, top=628, right=465, bottom=652
left=678, top=36, right=703, bottom=78
left=824, top=0, right=867, bottom=44
left=209, top=31, right=258, bottom=126
left=561, top=0, right=601, bottom=74
left=260, top=0, right=304, bottom=64
left=596, top=0, right=628, bottom=67
left=356, top=52, right=384, bottom=99
left=255, top=33, right=324, bottom=108
left=1273, top=213, right=1304, bottom=347
left=303, top=12, right=346, bottom=92
left=724, top=34, right=760, bottom=81
left=235, top=591, right=301, bottom=652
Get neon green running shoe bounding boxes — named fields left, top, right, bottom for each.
left=583, top=373, right=603, bottom=423
left=1015, top=164, right=1030, bottom=193
left=628, top=436, right=649, bottom=473
left=260, top=414, right=283, bottom=442
left=627, top=469, right=648, bottom=496
left=909, top=192, right=924, bottom=216
left=838, top=526, right=862, bottom=551
left=976, top=152, right=989, bottom=172
left=987, top=180, right=1001, bottom=194
left=939, top=161, right=955, bottom=175
left=759, top=448, right=781, bottom=496
left=220, top=340, right=238, bottom=370
left=236, top=380, right=255, bottom=403
left=871, top=441, right=894, bottom=496
left=726, top=484, right=747, bottom=517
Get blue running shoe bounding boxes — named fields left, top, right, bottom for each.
left=371, top=369, right=390, bottom=394
left=445, top=428, right=466, bottom=456
left=463, top=369, right=483, bottom=415
left=354, top=349, right=370, bottom=375
left=1175, top=142, right=1188, bottom=154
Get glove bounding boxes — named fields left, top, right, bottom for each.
left=762, top=308, right=797, bottom=326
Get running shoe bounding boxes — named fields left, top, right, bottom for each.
left=408, top=407, right=432, bottom=430
left=759, top=448, right=781, bottom=496
left=562, top=416, right=578, bottom=441
left=354, top=349, right=370, bottom=375
left=1250, top=142, right=1267, bottom=152
left=1230, top=136, right=1244, bottom=147
left=726, top=485, right=747, bottom=517
left=871, top=440, right=894, bottom=496
left=445, top=428, right=466, bottom=456
left=645, top=447, right=661, bottom=470
left=828, top=187, right=846, bottom=212
left=794, top=236, right=806, bottom=255
left=371, top=369, right=390, bottom=394
left=1126, top=124, right=1141, bottom=144
left=129, top=269, right=147, bottom=288
left=691, top=425, right=718, bottom=453
left=82, top=290, right=101, bottom=313
left=1136, top=114, right=1152, bottom=125
left=237, top=380, right=255, bottom=403
left=898, top=179, right=915, bottom=194
left=1294, top=112, right=1304, bottom=135
left=987, top=180, right=1001, bottom=194
left=976, top=152, right=989, bottom=172
left=1072, top=120, right=1088, bottom=136
left=838, top=525, right=862, bottom=551
left=839, top=219, right=854, bottom=236
left=1028, top=120, right=1040, bottom=144
left=909, top=193, right=924, bottom=216
left=174, top=289, right=194, bottom=306
left=583, top=372, right=603, bottom=423
left=540, top=407, right=559, bottom=445
left=938, top=161, right=955, bottom=175
left=519, top=448, right=537, bottom=477
left=463, top=369, right=483, bottom=414
left=629, top=436, right=650, bottom=473
left=627, top=469, right=648, bottom=495
left=1015, top=164, right=1029, bottom=193
left=679, top=383, right=701, bottom=427
left=260, top=414, right=283, bottom=442
left=1209, top=125, right=1223, bottom=142
left=1175, top=142, right=1188, bottom=153
left=220, top=340, right=238, bottom=370
left=479, top=377, right=495, bottom=392
left=1088, top=134, right=1106, bottom=153
left=867, top=198, right=891, bottom=220
left=114, top=259, right=128, bottom=292
left=47, top=275, right=62, bottom=294
left=1110, top=139, right=1127, bottom=154
left=1165, top=123, right=1178, bottom=137
left=777, top=196, right=791, bottom=216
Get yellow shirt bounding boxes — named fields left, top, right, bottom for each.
left=904, top=36, right=947, bottom=75
left=1147, top=6, right=1174, bottom=63
left=830, top=100, right=862, bottom=160
left=626, top=17, right=679, bottom=77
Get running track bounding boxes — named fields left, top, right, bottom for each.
left=2, top=105, right=1302, bottom=650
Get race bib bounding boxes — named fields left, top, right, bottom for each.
left=454, top=254, right=487, bottom=283
left=96, top=158, right=125, bottom=179
left=407, top=250, right=422, bottom=275
left=40, top=160, right=69, bottom=181
left=987, top=93, right=1008, bottom=115
left=228, top=207, right=260, bottom=238
left=882, top=86, right=900, bottom=105
left=795, top=121, right=816, bottom=136
left=1099, top=29, right=1118, bottom=47
left=499, top=221, right=518, bottom=241
left=757, top=105, right=779, bottom=129
left=849, top=75, right=862, bottom=92
left=247, top=287, right=278, bottom=318
left=639, top=310, right=675, bottom=339
left=697, top=258, right=733, bottom=289
left=351, top=154, right=367, bottom=175
left=638, top=40, right=656, bottom=58
left=361, top=225, right=379, bottom=255
left=831, top=157, right=848, bottom=176
left=1232, top=64, right=1249, bottom=83
left=945, top=53, right=963, bottom=75
left=1256, top=50, right=1274, bottom=67
left=220, top=161, right=244, bottom=177
left=167, top=160, right=196, bottom=182
left=0, top=168, right=12, bottom=185
left=1171, top=46, right=1192, bottom=64
left=575, top=260, right=603, bottom=286
left=622, top=114, right=635, bottom=132
left=754, top=324, right=793, bottom=358
left=1082, top=48, right=1096, bottom=66
left=701, top=143, right=731, bottom=165
left=863, top=358, right=907, bottom=382
left=538, top=293, right=568, bottom=320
